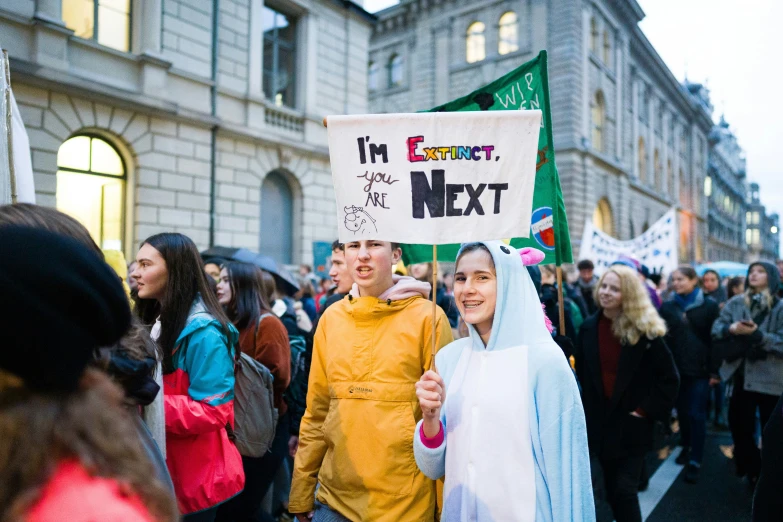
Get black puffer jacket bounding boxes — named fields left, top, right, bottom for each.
left=659, top=290, right=720, bottom=378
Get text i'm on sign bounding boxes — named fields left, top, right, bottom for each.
left=326, top=111, right=542, bottom=245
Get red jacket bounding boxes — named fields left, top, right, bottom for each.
left=165, top=302, right=244, bottom=514
left=26, top=460, right=154, bottom=522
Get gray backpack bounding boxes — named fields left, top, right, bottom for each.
left=232, top=314, right=278, bottom=457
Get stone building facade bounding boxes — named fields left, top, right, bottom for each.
left=745, top=183, right=780, bottom=263
left=705, top=117, right=748, bottom=263
left=1, top=0, right=373, bottom=264
left=368, top=0, right=713, bottom=263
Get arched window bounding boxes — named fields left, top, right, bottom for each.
left=592, top=198, right=614, bottom=236
left=56, top=135, right=126, bottom=251
left=592, top=91, right=605, bottom=153
left=590, top=18, right=598, bottom=54
left=603, top=30, right=611, bottom=66
left=667, top=160, right=674, bottom=196
left=62, top=0, right=131, bottom=52
left=638, top=137, right=647, bottom=183
left=368, top=61, right=379, bottom=91
left=388, top=54, right=403, bottom=88
left=654, top=149, right=661, bottom=190
left=260, top=171, right=294, bottom=264
left=466, top=22, right=486, bottom=64
left=498, top=12, right=519, bottom=55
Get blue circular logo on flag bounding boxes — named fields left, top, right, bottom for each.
left=531, top=207, right=555, bottom=251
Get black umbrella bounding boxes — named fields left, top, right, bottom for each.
left=200, top=246, right=300, bottom=295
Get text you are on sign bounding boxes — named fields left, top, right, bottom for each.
left=326, top=111, right=542, bottom=245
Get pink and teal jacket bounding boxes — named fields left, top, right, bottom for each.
left=164, top=299, right=244, bottom=515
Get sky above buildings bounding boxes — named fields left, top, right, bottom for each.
left=362, top=0, right=783, bottom=222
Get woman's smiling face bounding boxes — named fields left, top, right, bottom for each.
left=454, top=249, right=497, bottom=339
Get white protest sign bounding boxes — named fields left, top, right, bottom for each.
left=579, top=208, right=678, bottom=275
left=326, top=111, right=542, bottom=244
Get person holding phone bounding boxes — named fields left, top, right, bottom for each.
left=711, top=262, right=783, bottom=487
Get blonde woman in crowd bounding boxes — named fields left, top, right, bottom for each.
left=575, top=265, right=679, bottom=522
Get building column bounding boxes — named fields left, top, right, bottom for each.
left=139, top=0, right=163, bottom=56
left=581, top=6, right=592, bottom=141
left=631, top=75, right=639, bottom=178
left=615, top=33, right=626, bottom=161
left=35, top=0, right=64, bottom=26
left=433, top=25, right=450, bottom=105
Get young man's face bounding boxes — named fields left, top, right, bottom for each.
left=344, top=240, right=401, bottom=296
left=328, top=249, right=353, bottom=294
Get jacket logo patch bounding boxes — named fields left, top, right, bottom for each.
left=349, top=386, right=373, bottom=394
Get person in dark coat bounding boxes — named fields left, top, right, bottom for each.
left=658, top=265, right=720, bottom=483
left=753, top=391, right=783, bottom=521
left=575, top=265, right=679, bottom=522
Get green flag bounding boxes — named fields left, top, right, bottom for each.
left=401, top=50, right=572, bottom=267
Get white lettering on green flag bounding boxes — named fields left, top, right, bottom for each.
left=401, top=50, right=573, bottom=266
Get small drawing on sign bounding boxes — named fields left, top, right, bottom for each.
left=344, top=206, right=377, bottom=235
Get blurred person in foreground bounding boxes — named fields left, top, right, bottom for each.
left=0, top=226, right=177, bottom=522
left=711, top=262, right=783, bottom=487
left=289, top=240, right=453, bottom=522
left=0, top=203, right=168, bottom=473
left=574, top=265, right=679, bottom=522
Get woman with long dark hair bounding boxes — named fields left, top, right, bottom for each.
left=658, top=265, right=719, bottom=483
left=132, top=233, right=244, bottom=521
left=575, top=265, right=679, bottom=522
left=215, top=262, right=290, bottom=522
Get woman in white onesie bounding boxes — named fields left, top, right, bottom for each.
left=413, top=241, right=595, bottom=521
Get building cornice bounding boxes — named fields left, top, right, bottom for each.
left=9, top=57, right=330, bottom=159
left=629, top=29, right=713, bottom=131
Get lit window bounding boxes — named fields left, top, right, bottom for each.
left=591, top=91, right=605, bottom=153
left=56, top=135, right=125, bottom=251
left=466, top=22, right=486, bottom=64
left=746, top=228, right=752, bottom=245
left=772, top=226, right=779, bottom=234
left=638, top=137, right=647, bottom=183
left=368, top=61, right=379, bottom=92
left=753, top=229, right=760, bottom=245
left=754, top=211, right=760, bottom=225
left=590, top=18, right=598, bottom=54
left=603, top=30, right=611, bottom=66
left=592, top=198, right=613, bottom=235
left=498, top=12, right=519, bottom=55
left=263, top=6, right=297, bottom=108
left=62, top=0, right=131, bottom=52
left=388, top=54, right=403, bottom=87
left=704, top=175, right=712, bottom=197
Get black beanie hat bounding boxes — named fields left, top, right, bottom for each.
left=0, top=226, right=131, bottom=391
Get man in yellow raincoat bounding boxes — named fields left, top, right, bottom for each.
left=290, top=240, right=453, bottom=522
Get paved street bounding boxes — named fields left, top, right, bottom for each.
left=643, top=430, right=753, bottom=521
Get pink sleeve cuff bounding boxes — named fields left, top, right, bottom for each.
left=420, top=422, right=444, bottom=449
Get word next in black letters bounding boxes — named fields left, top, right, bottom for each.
left=410, top=170, right=508, bottom=219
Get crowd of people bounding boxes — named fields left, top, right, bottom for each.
left=1, top=201, right=783, bottom=522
